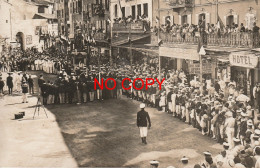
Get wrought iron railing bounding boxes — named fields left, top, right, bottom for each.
left=155, top=32, right=260, bottom=48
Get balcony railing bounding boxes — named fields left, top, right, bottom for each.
left=155, top=32, right=260, bottom=48
left=113, top=22, right=144, bottom=32
left=167, top=0, right=193, bottom=8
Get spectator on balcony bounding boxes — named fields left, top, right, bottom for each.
left=240, top=23, right=246, bottom=32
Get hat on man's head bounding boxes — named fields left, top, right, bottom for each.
left=140, top=103, right=145, bottom=109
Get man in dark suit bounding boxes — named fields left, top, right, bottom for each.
left=137, top=103, right=151, bottom=144
left=6, top=73, right=13, bottom=95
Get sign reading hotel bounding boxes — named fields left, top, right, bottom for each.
left=229, top=52, right=258, bottom=68
left=159, top=47, right=199, bottom=61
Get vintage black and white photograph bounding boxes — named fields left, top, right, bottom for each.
left=0, top=0, right=260, bottom=167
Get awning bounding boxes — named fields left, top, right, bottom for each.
left=33, top=13, right=57, bottom=19
left=117, top=44, right=159, bottom=56
left=159, top=46, right=199, bottom=60
left=218, top=58, right=229, bottom=62
left=112, top=33, right=150, bottom=46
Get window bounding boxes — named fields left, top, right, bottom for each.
left=143, top=3, right=148, bottom=17
left=182, top=15, right=187, bottom=25
left=131, top=5, right=135, bottom=19
left=121, top=7, right=125, bottom=18
left=24, top=15, right=26, bottom=20
left=115, top=4, right=117, bottom=17
left=105, top=0, right=109, bottom=10
left=38, top=6, right=45, bottom=13
left=73, top=2, right=75, bottom=13
left=6, top=20, right=8, bottom=23
left=137, top=4, right=141, bottom=18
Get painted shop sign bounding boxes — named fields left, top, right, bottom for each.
left=189, top=63, right=212, bottom=74
left=229, top=52, right=258, bottom=68
left=159, top=47, right=199, bottom=60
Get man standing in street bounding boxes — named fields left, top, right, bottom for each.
left=137, top=103, right=151, bottom=144
left=6, top=73, right=13, bottom=95
left=28, top=75, right=34, bottom=95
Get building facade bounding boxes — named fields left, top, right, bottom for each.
left=0, top=0, right=58, bottom=55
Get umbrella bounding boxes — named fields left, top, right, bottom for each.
left=236, top=94, right=250, bottom=102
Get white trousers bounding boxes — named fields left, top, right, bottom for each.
left=139, top=127, right=148, bottom=137
left=22, top=93, right=28, bottom=102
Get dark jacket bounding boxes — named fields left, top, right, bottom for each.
left=137, top=109, right=151, bottom=127
left=7, top=76, right=13, bottom=87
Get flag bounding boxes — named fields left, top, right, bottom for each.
left=107, top=18, right=111, bottom=24
left=217, top=14, right=225, bottom=30
left=158, top=38, right=163, bottom=46
left=118, top=0, right=123, bottom=16
left=156, top=16, right=159, bottom=23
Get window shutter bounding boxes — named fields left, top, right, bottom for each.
left=195, top=14, right=199, bottom=25
left=171, top=16, right=174, bottom=25
left=96, top=20, right=99, bottom=29
left=178, top=15, right=182, bottom=25
left=206, top=13, right=210, bottom=24
left=224, top=16, right=227, bottom=26
left=162, top=16, right=165, bottom=25
left=234, top=15, right=239, bottom=24
left=187, top=14, right=192, bottom=25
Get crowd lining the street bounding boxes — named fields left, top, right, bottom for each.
left=1, top=48, right=260, bottom=168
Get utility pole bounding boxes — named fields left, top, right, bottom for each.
left=129, top=26, right=132, bottom=69
left=109, top=0, right=113, bottom=67
left=158, top=0, right=161, bottom=81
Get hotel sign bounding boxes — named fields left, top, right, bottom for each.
left=229, top=52, right=258, bottom=68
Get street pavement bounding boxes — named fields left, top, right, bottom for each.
left=0, top=71, right=223, bottom=167
left=0, top=94, right=77, bottom=167
left=47, top=97, right=222, bottom=167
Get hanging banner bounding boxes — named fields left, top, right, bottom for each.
left=159, top=46, right=199, bottom=60
left=229, top=52, right=258, bottom=68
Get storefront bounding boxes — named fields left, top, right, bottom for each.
left=159, top=46, right=199, bottom=73
left=229, top=51, right=260, bottom=96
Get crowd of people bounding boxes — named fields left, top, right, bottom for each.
left=151, top=21, right=260, bottom=47
left=35, top=59, right=260, bottom=168
left=1, top=47, right=260, bottom=167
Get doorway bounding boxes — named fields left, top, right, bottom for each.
left=199, top=13, right=206, bottom=28
left=182, top=15, right=187, bottom=25
left=226, top=15, right=234, bottom=27
left=16, top=32, right=25, bottom=51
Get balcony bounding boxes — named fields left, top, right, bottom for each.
left=167, top=0, right=193, bottom=8
left=113, top=22, right=145, bottom=33
left=155, top=32, right=260, bottom=48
